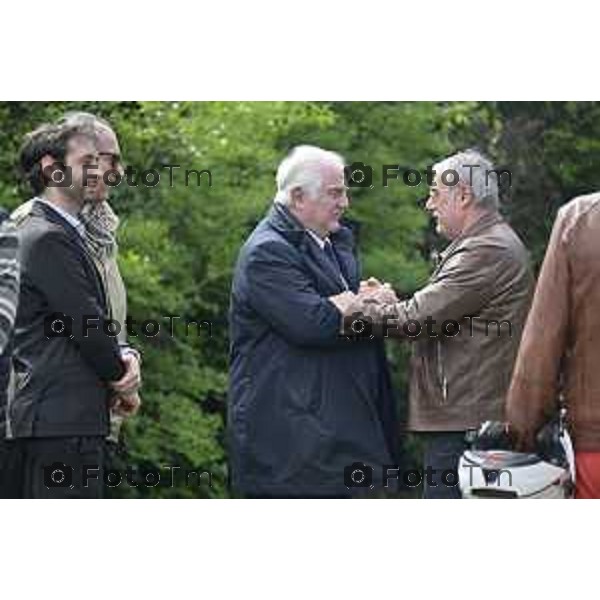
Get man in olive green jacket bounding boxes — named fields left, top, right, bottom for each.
left=331, top=150, right=533, bottom=498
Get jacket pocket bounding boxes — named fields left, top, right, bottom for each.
left=413, top=343, right=446, bottom=407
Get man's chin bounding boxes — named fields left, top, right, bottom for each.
left=84, top=192, right=108, bottom=204
left=328, top=220, right=342, bottom=232
left=435, top=222, right=447, bottom=236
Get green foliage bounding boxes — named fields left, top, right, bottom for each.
left=2, top=101, right=597, bottom=497
left=446, top=101, right=600, bottom=266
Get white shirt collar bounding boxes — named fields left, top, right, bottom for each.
left=36, top=197, right=86, bottom=238
left=306, top=229, right=329, bottom=250
left=306, top=228, right=349, bottom=290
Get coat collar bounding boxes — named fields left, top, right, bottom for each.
left=438, top=210, right=504, bottom=264
left=29, top=199, right=108, bottom=309
left=266, top=203, right=359, bottom=292
left=31, top=199, right=86, bottom=245
left=266, top=202, right=355, bottom=253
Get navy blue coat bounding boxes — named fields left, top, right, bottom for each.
left=228, top=204, right=397, bottom=497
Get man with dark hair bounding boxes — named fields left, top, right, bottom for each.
left=9, top=118, right=140, bottom=498
left=14, top=113, right=142, bottom=436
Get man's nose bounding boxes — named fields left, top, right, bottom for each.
left=339, top=191, right=350, bottom=209
left=85, top=163, right=100, bottom=185
left=99, top=157, right=116, bottom=176
left=425, top=195, right=435, bottom=211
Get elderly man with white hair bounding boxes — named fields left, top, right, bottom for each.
left=333, top=149, right=533, bottom=498
left=228, top=145, right=397, bottom=498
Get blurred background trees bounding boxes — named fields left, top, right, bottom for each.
left=1, top=101, right=597, bottom=496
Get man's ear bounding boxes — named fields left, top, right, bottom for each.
left=39, top=154, right=61, bottom=176
left=459, top=182, right=474, bottom=207
left=289, top=187, right=304, bottom=210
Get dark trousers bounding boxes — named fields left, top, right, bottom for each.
left=421, top=432, right=467, bottom=499
left=21, top=436, right=106, bottom=499
left=0, top=438, right=25, bottom=498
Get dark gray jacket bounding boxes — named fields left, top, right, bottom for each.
left=10, top=200, right=124, bottom=438
left=228, top=204, right=397, bottom=497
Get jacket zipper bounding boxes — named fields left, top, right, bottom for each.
left=437, top=340, right=448, bottom=403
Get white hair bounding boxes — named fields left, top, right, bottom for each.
left=274, top=145, right=345, bottom=206
left=433, top=149, right=500, bottom=209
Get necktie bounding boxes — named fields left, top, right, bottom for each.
left=324, top=240, right=349, bottom=290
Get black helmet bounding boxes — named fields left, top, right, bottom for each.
left=460, top=414, right=575, bottom=499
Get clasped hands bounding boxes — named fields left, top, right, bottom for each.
left=329, top=277, right=399, bottom=316
left=109, top=352, right=142, bottom=418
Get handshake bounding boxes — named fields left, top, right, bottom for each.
left=329, top=277, right=399, bottom=317
left=358, top=277, right=399, bottom=304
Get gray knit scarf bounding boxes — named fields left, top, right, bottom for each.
left=79, top=200, right=120, bottom=260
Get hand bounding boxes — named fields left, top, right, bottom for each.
left=359, top=277, right=383, bottom=295
left=370, top=283, right=399, bottom=304
left=359, top=280, right=398, bottom=304
left=111, top=353, right=141, bottom=394
left=111, top=391, right=141, bottom=418
left=328, top=291, right=361, bottom=316
left=507, top=424, right=535, bottom=453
